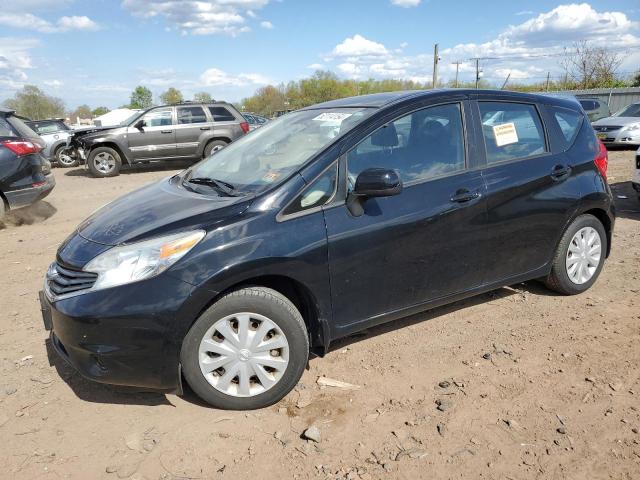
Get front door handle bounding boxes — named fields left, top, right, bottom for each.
left=450, top=189, right=481, bottom=203
left=161, top=130, right=173, bottom=134
left=200, top=126, right=211, bottom=131
left=550, top=164, right=571, bottom=181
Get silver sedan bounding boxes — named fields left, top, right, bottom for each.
left=592, top=102, right=640, bottom=146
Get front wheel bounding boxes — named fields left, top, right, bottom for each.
left=181, top=287, right=309, bottom=410
left=87, top=147, right=122, bottom=177
left=55, top=145, right=79, bottom=168
left=544, top=214, right=607, bottom=295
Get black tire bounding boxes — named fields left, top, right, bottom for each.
left=203, top=140, right=228, bottom=158
left=87, top=146, right=122, bottom=177
left=181, top=287, right=309, bottom=410
left=54, top=145, right=79, bottom=168
left=544, top=214, right=607, bottom=295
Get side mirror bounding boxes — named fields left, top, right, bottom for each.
left=354, top=168, right=402, bottom=198
left=134, top=119, right=145, bottom=130
left=347, top=168, right=402, bottom=216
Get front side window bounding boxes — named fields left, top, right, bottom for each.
left=177, top=106, right=207, bottom=124
left=209, top=107, right=236, bottom=122
left=188, top=107, right=373, bottom=195
left=480, top=102, right=546, bottom=164
left=142, top=108, right=173, bottom=127
left=347, top=103, right=466, bottom=186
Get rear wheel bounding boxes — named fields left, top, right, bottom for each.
left=54, top=145, right=79, bottom=168
left=544, top=214, right=607, bottom=295
left=203, top=140, right=228, bottom=158
left=181, top=287, right=309, bottom=410
left=87, top=147, right=122, bottom=177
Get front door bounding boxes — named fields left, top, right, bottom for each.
left=127, top=107, right=176, bottom=160
left=323, top=101, right=489, bottom=336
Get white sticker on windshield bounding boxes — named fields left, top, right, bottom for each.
left=492, top=122, right=519, bottom=147
left=312, top=112, right=352, bottom=125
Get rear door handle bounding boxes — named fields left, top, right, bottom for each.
left=450, top=189, right=481, bottom=203
left=550, top=164, right=571, bottom=181
left=200, top=126, right=211, bottom=131
left=161, top=130, right=173, bottom=134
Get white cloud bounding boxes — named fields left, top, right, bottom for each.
left=43, top=79, right=63, bottom=87
left=122, top=0, right=270, bottom=36
left=515, top=10, right=534, bottom=16
left=260, top=20, right=273, bottom=29
left=200, top=68, right=270, bottom=86
left=0, top=13, right=99, bottom=33
left=390, top=0, right=421, bottom=7
left=0, top=37, right=38, bottom=92
left=307, top=63, right=324, bottom=70
left=332, top=34, right=388, bottom=57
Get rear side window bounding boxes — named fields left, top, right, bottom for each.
left=479, top=102, right=547, bottom=164
left=551, top=107, right=583, bottom=147
left=177, top=106, right=207, bottom=124
left=579, top=100, right=596, bottom=111
left=209, top=106, right=236, bottom=122
left=0, top=117, right=16, bottom=137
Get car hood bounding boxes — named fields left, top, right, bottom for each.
left=70, top=125, right=123, bottom=139
left=75, top=175, right=250, bottom=246
left=593, top=116, right=640, bottom=127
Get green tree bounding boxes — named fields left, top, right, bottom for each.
left=92, top=106, right=110, bottom=116
left=69, top=104, right=92, bottom=122
left=159, top=87, right=184, bottom=105
left=129, top=86, right=153, bottom=109
left=2, top=85, right=65, bottom=120
left=631, top=71, right=640, bottom=87
left=193, top=91, right=213, bottom=103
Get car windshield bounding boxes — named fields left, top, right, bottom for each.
left=613, top=103, right=640, bottom=117
left=120, top=112, right=143, bottom=126
left=187, top=107, right=374, bottom=195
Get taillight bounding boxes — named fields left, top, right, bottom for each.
left=2, top=139, right=42, bottom=156
left=240, top=121, right=250, bottom=134
left=594, top=139, right=608, bottom=181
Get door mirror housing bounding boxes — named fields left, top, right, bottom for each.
left=347, top=168, right=402, bottom=216
left=354, top=168, right=402, bottom=198
left=134, top=119, right=145, bottom=130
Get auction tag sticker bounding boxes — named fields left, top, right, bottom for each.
left=312, top=112, right=352, bottom=125
left=492, top=122, right=518, bottom=147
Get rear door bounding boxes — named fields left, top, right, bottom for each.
left=474, top=96, right=581, bottom=285
left=175, top=105, right=210, bottom=158
left=127, top=107, right=176, bottom=160
left=323, top=98, right=490, bottom=334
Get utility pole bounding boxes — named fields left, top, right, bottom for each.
left=545, top=72, right=551, bottom=92
left=501, top=72, right=511, bottom=90
left=475, top=58, right=480, bottom=89
left=432, top=43, right=439, bottom=89
left=452, top=61, right=462, bottom=88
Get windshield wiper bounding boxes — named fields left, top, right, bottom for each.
left=187, top=177, right=240, bottom=196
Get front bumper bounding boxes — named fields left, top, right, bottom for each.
left=595, top=129, right=640, bottom=146
left=5, top=173, right=56, bottom=210
left=41, top=271, right=214, bottom=391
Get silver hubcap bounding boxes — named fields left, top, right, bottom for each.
left=566, top=226, right=601, bottom=285
left=94, top=152, right=115, bottom=173
left=198, top=312, right=289, bottom=397
left=57, top=151, right=74, bottom=166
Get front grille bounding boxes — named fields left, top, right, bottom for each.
left=47, top=262, right=97, bottom=296
left=594, top=126, right=621, bottom=132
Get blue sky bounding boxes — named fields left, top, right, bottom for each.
left=0, top=0, right=638, bottom=109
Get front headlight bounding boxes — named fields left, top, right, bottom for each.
left=84, top=230, right=205, bottom=291
left=625, top=123, right=640, bottom=131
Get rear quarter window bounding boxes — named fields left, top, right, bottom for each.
left=551, top=106, right=584, bottom=149
left=208, top=106, right=236, bottom=122
left=0, top=117, right=17, bottom=137
left=6, top=116, right=39, bottom=138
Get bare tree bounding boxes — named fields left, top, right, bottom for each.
left=561, top=41, right=623, bottom=89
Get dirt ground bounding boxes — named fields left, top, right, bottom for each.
left=0, top=151, right=639, bottom=480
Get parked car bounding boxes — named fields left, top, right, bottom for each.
left=1, top=108, right=55, bottom=221
left=577, top=97, right=610, bottom=122
left=633, top=146, right=640, bottom=201
left=63, top=102, right=249, bottom=177
left=592, top=102, right=640, bottom=147
left=242, top=112, right=269, bottom=130
left=41, top=90, right=614, bottom=409
left=25, top=118, right=79, bottom=167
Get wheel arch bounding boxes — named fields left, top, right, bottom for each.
left=89, top=141, right=130, bottom=164
left=200, top=137, right=231, bottom=157
left=580, top=207, right=613, bottom=257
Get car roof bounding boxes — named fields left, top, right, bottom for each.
left=304, top=89, right=581, bottom=111
left=0, top=107, right=15, bottom=116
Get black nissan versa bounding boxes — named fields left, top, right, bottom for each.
left=41, top=90, right=614, bottom=409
